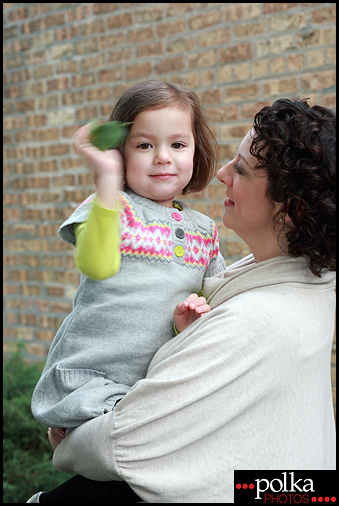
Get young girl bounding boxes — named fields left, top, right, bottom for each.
left=31, top=81, right=226, bottom=447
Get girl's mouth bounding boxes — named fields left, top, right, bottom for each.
left=150, top=173, right=175, bottom=180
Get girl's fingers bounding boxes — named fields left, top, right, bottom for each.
left=186, top=296, right=208, bottom=310
left=194, top=304, right=211, bottom=314
left=183, top=293, right=199, bottom=308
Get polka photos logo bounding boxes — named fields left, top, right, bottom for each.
left=234, top=471, right=336, bottom=505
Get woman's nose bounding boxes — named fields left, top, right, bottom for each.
left=217, top=162, right=232, bottom=186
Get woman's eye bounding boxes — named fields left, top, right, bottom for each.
left=235, top=164, right=243, bottom=174
left=137, top=143, right=152, bottom=149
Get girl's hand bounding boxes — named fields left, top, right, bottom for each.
left=48, top=427, right=66, bottom=451
left=173, top=293, right=211, bottom=333
left=73, top=123, right=124, bottom=177
left=73, top=123, right=124, bottom=208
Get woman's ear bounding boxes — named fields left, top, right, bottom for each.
left=279, top=199, right=293, bottom=224
left=284, top=212, right=293, bottom=224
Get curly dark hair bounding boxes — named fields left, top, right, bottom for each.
left=250, top=98, right=336, bottom=276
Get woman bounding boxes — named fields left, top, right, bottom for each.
left=28, top=98, right=336, bottom=503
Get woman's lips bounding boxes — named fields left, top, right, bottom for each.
left=224, top=197, right=235, bottom=206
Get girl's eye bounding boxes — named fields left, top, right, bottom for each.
left=137, top=143, right=152, bottom=149
left=235, top=163, right=243, bottom=175
left=172, top=142, right=184, bottom=149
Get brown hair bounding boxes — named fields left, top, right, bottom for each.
left=251, top=98, right=336, bottom=276
left=108, top=80, right=218, bottom=195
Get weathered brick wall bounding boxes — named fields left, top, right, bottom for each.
left=3, top=3, right=336, bottom=409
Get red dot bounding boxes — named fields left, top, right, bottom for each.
left=325, top=499, right=330, bottom=503
left=249, top=484, right=255, bottom=489
left=312, top=499, right=317, bottom=503
left=330, top=499, right=336, bottom=503
left=319, top=499, right=323, bottom=503
left=243, top=484, right=248, bottom=489
left=236, top=484, right=241, bottom=489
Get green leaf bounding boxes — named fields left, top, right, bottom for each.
left=89, top=120, right=133, bottom=150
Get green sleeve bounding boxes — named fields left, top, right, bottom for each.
left=74, top=197, right=121, bottom=280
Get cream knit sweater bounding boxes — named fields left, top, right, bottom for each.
left=54, top=254, right=336, bottom=503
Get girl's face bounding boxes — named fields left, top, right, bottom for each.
left=217, top=129, right=283, bottom=261
left=123, top=107, right=195, bottom=207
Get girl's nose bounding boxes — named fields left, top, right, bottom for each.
left=154, top=147, right=171, bottom=165
left=217, top=162, right=233, bottom=186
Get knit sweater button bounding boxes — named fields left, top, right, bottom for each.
left=175, top=228, right=185, bottom=239
left=172, top=212, right=182, bottom=221
left=174, top=246, right=185, bottom=257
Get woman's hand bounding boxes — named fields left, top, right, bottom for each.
left=48, top=427, right=66, bottom=451
left=173, top=293, right=211, bottom=333
left=73, top=123, right=124, bottom=209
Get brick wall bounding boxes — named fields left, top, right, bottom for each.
left=3, top=3, right=336, bottom=410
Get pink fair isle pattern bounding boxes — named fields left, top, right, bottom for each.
left=184, top=226, right=219, bottom=268
left=119, top=194, right=173, bottom=261
left=119, top=194, right=219, bottom=268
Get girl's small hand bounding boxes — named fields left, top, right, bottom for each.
left=48, top=427, right=66, bottom=451
left=173, top=293, right=211, bottom=333
left=73, top=123, right=124, bottom=208
left=73, top=123, right=124, bottom=178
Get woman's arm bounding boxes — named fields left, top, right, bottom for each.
left=52, top=300, right=265, bottom=502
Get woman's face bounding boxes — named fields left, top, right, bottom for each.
left=217, top=129, right=282, bottom=258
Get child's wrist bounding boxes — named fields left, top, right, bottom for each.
left=96, top=173, right=123, bottom=209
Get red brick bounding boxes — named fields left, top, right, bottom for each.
left=311, top=6, right=336, bottom=24
left=46, top=286, right=65, bottom=297
left=43, top=13, right=66, bottom=29
left=25, top=343, right=46, bottom=357
left=107, top=13, right=133, bottom=30
left=188, top=50, right=217, bottom=70
left=301, top=71, right=336, bottom=91
left=155, top=19, right=186, bottom=38
left=155, top=57, right=185, bottom=74
left=47, top=77, right=69, bottom=92
left=189, top=10, right=222, bottom=30
left=262, top=4, right=298, bottom=15
left=35, top=330, right=55, bottom=342
left=165, top=4, right=194, bottom=17
left=126, top=62, right=153, bottom=80
left=7, top=7, right=29, bottom=21
left=224, top=3, right=261, bottom=22
left=93, top=4, right=118, bottom=15
left=136, top=43, right=163, bottom=59
left=80, top=19, right=105, bottom=36
left=219, top=42, right=253, bottom=63
left=127, top=27, right=155, bottom=44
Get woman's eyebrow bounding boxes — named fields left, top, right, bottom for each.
left=238, top=153, right=250, bottom=168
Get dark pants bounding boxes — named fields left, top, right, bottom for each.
left=40, top=475, right=142, bottom=503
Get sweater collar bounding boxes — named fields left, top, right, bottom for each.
left=204, top=254, right=336, bottom=310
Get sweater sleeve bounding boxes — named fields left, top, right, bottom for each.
left=74, top=197, right=121, bottom=281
